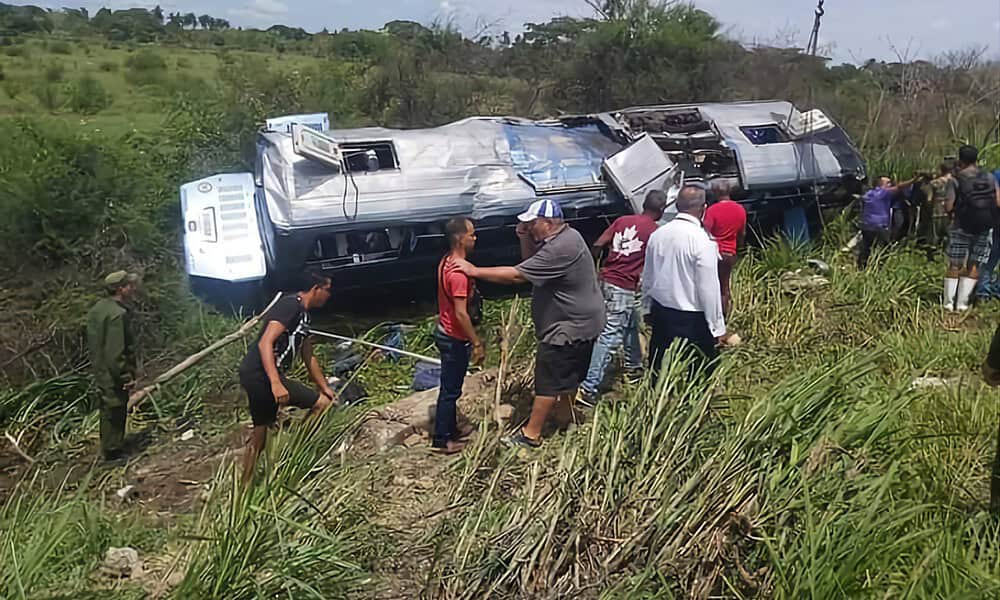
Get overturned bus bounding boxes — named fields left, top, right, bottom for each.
left=180, top=101, right=865, bottom=291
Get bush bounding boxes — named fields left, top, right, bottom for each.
left=98, top=60, right=118, bottom=72
left=124, top=49, right=168, bottom=87
left=67, top=76, right=112, bottom=115
left=4, top=45, right=28, bottom=57
left=175, top=56, right=191, bottom=69
left=124, top=49, right=167, bottom=72
left=0, top=120, right=177, bottom=267
left=48, top=41, right=72, bottom=55
left=44, top=62, right=65, bottom=83
left=1, top=78, right=22, bottom=99
left=31, top=82, right=63, bottom=111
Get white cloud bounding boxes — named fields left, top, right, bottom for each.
left=229, top=0, right=289, bottom=22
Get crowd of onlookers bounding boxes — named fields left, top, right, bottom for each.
left=436, top=180, right=746, bottom=451
left=858, top=144, right=1000, bottom=310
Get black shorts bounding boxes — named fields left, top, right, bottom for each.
left=534, top=340, right=595, bottom=397
left=239, top=370, right=319, bottom=427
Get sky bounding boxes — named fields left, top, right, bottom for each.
left=22, top=0, right=1000, bottom=64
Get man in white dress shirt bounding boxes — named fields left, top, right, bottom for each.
left=641, top=185, right=727, bottom=381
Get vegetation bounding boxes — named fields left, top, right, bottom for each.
left=1, top=1, right=1000, bottom=597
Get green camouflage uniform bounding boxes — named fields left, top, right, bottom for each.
left=86, top=297, right=134, bottom=457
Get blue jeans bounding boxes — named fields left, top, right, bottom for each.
left=433, top=330, right=470, bottom=448
left=580, top=282, right=642, bottom=395
left=976, top=229, right=1000, bottom=298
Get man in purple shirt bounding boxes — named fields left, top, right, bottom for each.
left=858, top=175, right=917, bottom=270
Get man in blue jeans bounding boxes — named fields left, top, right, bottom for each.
left=577, top=190, right=666, bottom=405
left=433, top=217, right=485, bottom=454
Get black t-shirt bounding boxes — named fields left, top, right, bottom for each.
left=240, top=294, right=311, bottom=379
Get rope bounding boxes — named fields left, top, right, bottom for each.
left=308, top=328, right=441, bottom=365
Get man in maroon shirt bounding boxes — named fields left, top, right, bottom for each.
left=578, top=190, right=666, bottom=404
left=433, top=217, right=485, bottom=454
left=704, top=180, right=747, bottom=320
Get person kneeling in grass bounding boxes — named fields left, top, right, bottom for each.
left=238, top=271, right=337, bottom=482
left=453, top=199, right=604, bottom=449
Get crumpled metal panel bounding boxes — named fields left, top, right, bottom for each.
left=618, top=101, right=862, bottom=190
left=697, top=101, right=858, bottom=189
left=260, top=117, right=622, bottom=230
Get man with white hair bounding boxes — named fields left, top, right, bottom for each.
left=642, top=185, right=726, bottom=381
left=453, top=199, right=604, bottom=448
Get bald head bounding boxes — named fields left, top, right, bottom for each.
left=676, top=185, right=707, bottom=216
left=709, top=179, right=731, bottom=201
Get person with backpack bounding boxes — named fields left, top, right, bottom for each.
left=857, top=175, right=917, bottom=270
left=944, top=145, right=1000, bottom=311
left=433, top=217, right=485, bottom=454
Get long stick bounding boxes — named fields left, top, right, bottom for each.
left=308, top=329, right=441, bottom=365
left=127, top=292, right=283, bottom=411
left=4, top=431, right=36, bottom=464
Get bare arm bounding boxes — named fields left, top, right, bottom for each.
left=452, top=297, right=481, bottom=347
left=995, top=180, right=1000, bottom=209
left=258, top=321, right=286, bottom=386
left=301, top=337, right=335, bottom=399
left=467, top=265, right=527, bottom=285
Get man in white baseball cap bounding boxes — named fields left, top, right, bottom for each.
left=452, top=198, right=604, bottom=448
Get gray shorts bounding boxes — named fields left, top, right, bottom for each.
left=947, top=227, right=992, bottom=266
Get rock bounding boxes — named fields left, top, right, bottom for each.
left=909, top=376, right=950, bottom=390
left=101, top=546, right=142, bottom=579
left=115, top=484, right=137, bottom=503
left=494, top=404, right=514, bottom=423
left=180, top=429, right=195, bottom=441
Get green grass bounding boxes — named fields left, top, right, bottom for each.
left=0, top=35, right=346, bottom=137
left=2, top=234, right=1000, bottom=597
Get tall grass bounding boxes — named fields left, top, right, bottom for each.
left=173, top=408, right=378, bottom=599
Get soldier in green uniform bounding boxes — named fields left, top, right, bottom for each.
left=87, top=270, right=138, bottom=462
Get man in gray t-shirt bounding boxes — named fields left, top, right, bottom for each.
left=453, top=199, right=604, bottom=448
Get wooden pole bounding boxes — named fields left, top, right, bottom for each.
left=127, top=292, right=282, bottom=411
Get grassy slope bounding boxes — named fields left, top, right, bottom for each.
left=0, top=36, right=332, bottom=136
left=3, top=223, right=1000, bottom=598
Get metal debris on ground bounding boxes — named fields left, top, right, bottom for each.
left=779, top=270, right=830, bottom=294
left=101, top=546, right=142, bottom=579
left=909, top=376, right=951, bottom=390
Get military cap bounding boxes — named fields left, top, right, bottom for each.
left=104, top=271, right=139, bottom=286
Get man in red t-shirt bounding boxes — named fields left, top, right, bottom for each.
left=434, top=217, right=485, bottom=454
left=578, top=190, right=666, bottom=404
left=704, top=180, right=747, bottom=320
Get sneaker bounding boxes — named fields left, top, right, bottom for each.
left=575, top=388, right=598, bottom=408
left=501, top=428, right=542, bottom=449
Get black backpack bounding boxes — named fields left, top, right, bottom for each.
left=955, top=168, right=999, bottom=234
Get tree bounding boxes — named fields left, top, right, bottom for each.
left=152, top=5, right=164, bottom=23
left=183, top=13, right=196, bottom=29
left=198, top=14, right=211, bottom=30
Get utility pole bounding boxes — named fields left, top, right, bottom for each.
left=806, top=0, right=825, bottom=56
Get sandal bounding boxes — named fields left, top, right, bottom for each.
left=501, top=428, right=542, bottom=449
left=456, top=423, right=477, bottom=440
left=432, top=440, right=468, bottom=455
